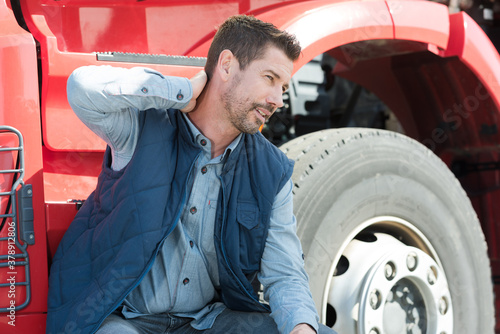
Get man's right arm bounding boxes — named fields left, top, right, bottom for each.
left=66, top=65, right=193, bottom=170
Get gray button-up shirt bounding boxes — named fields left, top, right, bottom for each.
left=67, top=65, right=320, bottom=334
left=122, top=114, right=241, bottom=329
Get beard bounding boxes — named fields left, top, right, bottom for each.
left=221, top=76, right=275, bottom=134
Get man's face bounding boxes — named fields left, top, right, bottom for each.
left=221, top=46, right=294, bottom=134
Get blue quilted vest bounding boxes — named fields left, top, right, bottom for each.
left=46, top=108, right=294, bottom=334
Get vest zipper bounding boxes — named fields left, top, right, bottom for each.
left=91, top=152, right=202, bottom=333
left=218, top=174, right=270, bottom=312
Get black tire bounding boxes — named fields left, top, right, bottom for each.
left=280, top=128, right=494, bottom=334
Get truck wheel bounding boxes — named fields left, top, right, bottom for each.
left=280, top=128, right=494, bottom=334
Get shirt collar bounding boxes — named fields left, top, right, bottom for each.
left=182, top=113, right=242, bottom=162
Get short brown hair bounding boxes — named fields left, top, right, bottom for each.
left=205, top=15, right=301, bottom=78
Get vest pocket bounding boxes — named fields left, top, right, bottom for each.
left=236, top=202, right=259, bottom=230
left=236, top=202, right=264, bottom=271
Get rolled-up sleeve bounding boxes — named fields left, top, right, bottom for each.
left=258, top=179, right=320, bottom=334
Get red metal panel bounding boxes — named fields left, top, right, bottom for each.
left=0, top=313, right=46, bottom=333
left=284, top=1, right=394, bottom=68
left=45, top=202, right=79, bottom=262
left=388, top=0, right=449, bottom=50
left=42, top=147, right=102, bottom=202
left=0, top=0, right=48, bottom=323
left=446, top=12, right=500, bottom=115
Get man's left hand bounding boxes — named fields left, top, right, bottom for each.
left=290, top=323, right=316, bottom=334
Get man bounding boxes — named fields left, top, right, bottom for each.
left=47, top=15, right=337, bottom=334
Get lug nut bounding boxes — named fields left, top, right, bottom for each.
left=407, top=252, right=418, bottom=271
left=384, top=261, right=396, bottom=281
left=439, top=296, right=449, bottom=315
left=369, top=289, right=382, bottom=310
left=427, top=267, right=437, bottom=285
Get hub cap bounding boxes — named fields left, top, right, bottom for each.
left=326, top=217, right=453, bottom=334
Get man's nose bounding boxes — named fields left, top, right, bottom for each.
left=267, top=88, right=284, bottom=110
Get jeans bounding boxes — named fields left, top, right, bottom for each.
left=96, top=309, right=338, bottom=334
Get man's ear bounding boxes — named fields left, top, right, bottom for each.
left=217, top=49, right=236, bottom=82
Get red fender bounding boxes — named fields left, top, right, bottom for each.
left=446, top=11, right=500, bottom=109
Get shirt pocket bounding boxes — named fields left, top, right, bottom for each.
left=236, top=201, right=265, bottom=273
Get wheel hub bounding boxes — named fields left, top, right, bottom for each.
left=383, top=278, right=427, bottom=334
left=328, top=232, right=453, bottom=334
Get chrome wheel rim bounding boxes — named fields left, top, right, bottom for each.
left=323, top=216, right=453, bottom=334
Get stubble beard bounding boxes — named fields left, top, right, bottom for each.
left=222, top=87, right=264, bottom=135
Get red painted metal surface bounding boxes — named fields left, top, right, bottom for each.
left=44, top=202, right=80, bottom=262
left=0, top=0, right=48, bottom=329
left=1, top=0, right=500, bottom=331
left=0, top=313, right=46, bottom=333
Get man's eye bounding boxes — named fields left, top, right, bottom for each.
left=266, top=75, right=274, bottom=81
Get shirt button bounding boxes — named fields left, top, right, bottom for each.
left=200, top=139, right=207, bottom=146
left=183, top=278, right=190, bottom=285
left=201, top=166, right=207, bottom=174
left=190, top=207, right=197, bottom=214
left=141, top=87, right=148, bottom=94
left=177, top=90, right=184, bottom=100
left=189, top=240, right=194, bottom=248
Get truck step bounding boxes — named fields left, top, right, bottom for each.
left=96, top=52, right=206, bottom=66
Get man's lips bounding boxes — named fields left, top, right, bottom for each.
left=255, top=107, right=271, bottom=123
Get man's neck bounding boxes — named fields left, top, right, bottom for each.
left=186, top=84, right=241, bottom=158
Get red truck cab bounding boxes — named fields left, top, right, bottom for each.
left=1, top=0, right=500, bottom=333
